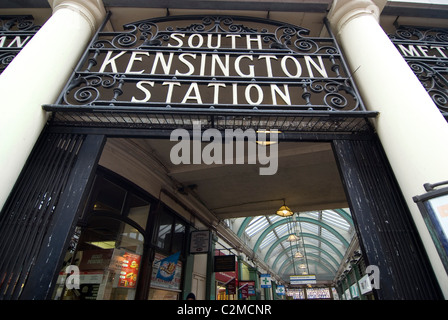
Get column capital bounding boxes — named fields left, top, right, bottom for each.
left=327, top=0, right=381, bottom=38
left=48, top=0, right=106, bottom=35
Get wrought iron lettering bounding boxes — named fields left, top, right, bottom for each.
left=0, top=15, right=40, bottom=73
left=46, top=15, right=373, bottom=132
left=390, top=25, right=448, bottom=116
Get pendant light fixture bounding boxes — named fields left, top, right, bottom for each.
left=276, top=199, right=293, bottom=217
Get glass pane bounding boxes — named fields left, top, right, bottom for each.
left=94, top=178, right=126, bottom=215
left=157, top=213, right=174, bottom=250
left=125, top=193, right=150, bottom=230
left=171, top=219, right=186, bottom=253
left=54, top=216, right=144, bottom=300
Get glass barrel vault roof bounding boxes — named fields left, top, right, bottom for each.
left=229, top=208, right=354, bottom=283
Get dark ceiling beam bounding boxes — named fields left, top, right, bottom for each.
left=1, top=0, right=448, bottom=19
left=102, top=0, right=332, bottom=12
left=382, top=2, right=448, bottom=19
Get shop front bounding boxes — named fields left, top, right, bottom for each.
left=51, top=167, right=189, bottom=300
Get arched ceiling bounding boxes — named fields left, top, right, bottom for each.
left=229, top=208, right=355, bottom=283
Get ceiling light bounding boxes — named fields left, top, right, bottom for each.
left=256, top=140, right=277, bottom=145
left=286, top=234, right=299, bottom=242
left=256, top=130, right=281, bottom=134
left=294, top=251, right=303, bottom=258
left=276, top=200, right=293, bottom=217
left=87, top=241, right=116, bottom=249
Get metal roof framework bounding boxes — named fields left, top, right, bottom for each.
left=231, top=208, right=355, bottom=283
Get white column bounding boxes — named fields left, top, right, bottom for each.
left=0, top=0, right=106, bottom=210
left=328, top=0, right=448, bottom=297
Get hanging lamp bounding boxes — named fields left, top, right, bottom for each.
left=276, top=199, right=293, bottom=217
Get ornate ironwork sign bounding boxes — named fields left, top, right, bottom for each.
left=390, top=26, right=448, bottom=118
left=45, top=15, right=375, bottom=132
left=0, top=15, right=40, bottom=73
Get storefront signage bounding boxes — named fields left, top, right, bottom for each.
left=189, top=230, right=211, bottom=254
left=46, top=15, right=374, bottom=132
left=358, top=274, right=373, bottom=295
left=226, top=278, right=236, bottom=295
left=350, top=283, right=359, bottom=299
left=344, top=288, right=351, bottom=300
left=239, top=281, right=256, bottom=296
left=260, top=274, right=271, bottom=288
left=290, top=274, right=316, bottom=285
left=117, top=251, right=141, bottom=288
left=276, top=285, right=285, bottom=296
left=79, top=249, right=113, bottom=270
left=151, top=252, right=182, bottom=290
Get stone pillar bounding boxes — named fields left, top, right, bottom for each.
left=328, top=0, right=448, bottom=298
left=0, top=0, right=106, bottom=210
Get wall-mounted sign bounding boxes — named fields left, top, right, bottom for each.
left=189, top=230, right=211, bottom=254
left=214, top=254, right=236, bottom=272
left=260, top=274, right=271, bottom=288
left=239, top=281, right=256, bottom=296
left=350, top=283, right=359, bottom=299
left=358, top=274, right=373, bottom=295
left=276, top=285, right=285, bottom=296
left=344, top=288, right=351, bottom=300
left=45, top=15, right=375, bottom=132
left=290, top=274, right=316, bottom=285
left=227, top=278, right=236, bottom=295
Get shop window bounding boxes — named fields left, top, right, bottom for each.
left=94, top=178, right=127, bottom=215
left=53, top=168, right=190, bottom=300
left=172, top=219, right=186, bottom=254
left=155, top=208, right=187, bottom=255
left=156, top=213, right=174, bottom=251
left=149, top=209, right=188, bottom=300
left=54, top=216, right=145, bottom=300
left=53, top=171, right=152, bottom=300
left=125, top=193, right=150, bottom=230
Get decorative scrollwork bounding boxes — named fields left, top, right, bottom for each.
left=429, top=89, right=448, bottom=112
left=52, top=14, right=366, bottom=127
left=112, top=32, right=138, bottom=48
left=0, top=15, right=40, bottom=32
left=391, top=25, right=448, bottom=43
left=92, top=15, right=339, bottom=54
left=405, top=60, right=448, bottom=114
left=0, top=16, right=40, bottom=73
left=305, top=80, right=359, bottom=111
left=64, top=74, right=119, bottom=105
left=0, top=52, right=17, bottom=72
left=390, top=25, right=448, bottom=116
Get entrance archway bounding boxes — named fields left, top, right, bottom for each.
left=0, top=14, right=443, bottom=300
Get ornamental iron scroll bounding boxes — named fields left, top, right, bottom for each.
left=45, top=15, right=374, bottom=132
left=0, top=15, right=40, bottom=73
left=390, top=25, right=448, bottom=116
